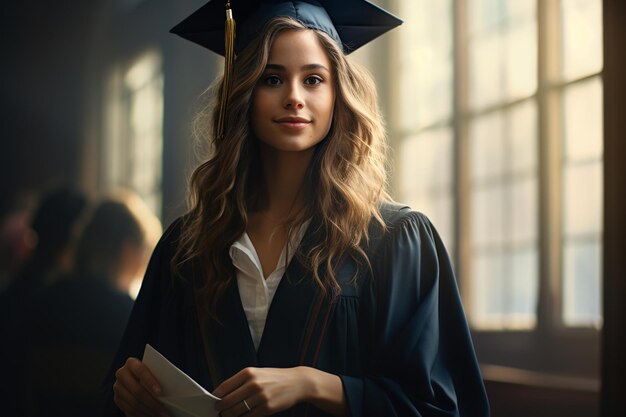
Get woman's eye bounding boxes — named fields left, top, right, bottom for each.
left=264, top=75, right=282, bottom=86
left=304, top=76, right=323, bottom=86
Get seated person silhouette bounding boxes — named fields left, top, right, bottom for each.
left=20, top=195, right=161, bottom=417
left=0, top=187, right=88, bottom=417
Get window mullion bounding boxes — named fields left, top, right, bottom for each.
left=454, top=0, right=471, bottom=301
left=537, top=0, right=563, bottom=334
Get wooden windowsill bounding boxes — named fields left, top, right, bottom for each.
left=481, top=364, right=600, bottom=393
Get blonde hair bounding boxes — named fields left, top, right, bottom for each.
left=174, top=17, right=389, bottom=317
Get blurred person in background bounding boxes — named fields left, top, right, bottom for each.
left=0, top=197, right=37, bottom=292
left=17, top=191, right=161, bottom=417
left=0, top=187, right=87, bottom=297
left=0, top=186, right=88, bottom=416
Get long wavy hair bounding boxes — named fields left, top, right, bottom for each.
left=174, top=17, right=390, bottom=317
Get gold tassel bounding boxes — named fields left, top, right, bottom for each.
left=217, top=1, right=236, bottom=138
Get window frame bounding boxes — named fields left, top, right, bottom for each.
left=382, top=0, right=602, bottom=379
left=101, top=50, right=165, bottom=220
left=465, top=0, right=601, bottom=378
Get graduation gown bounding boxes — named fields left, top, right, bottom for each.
left=103, top=203, right=490, bottom=417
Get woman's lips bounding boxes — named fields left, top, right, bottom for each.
left=275, top=116, right=311, bottom=130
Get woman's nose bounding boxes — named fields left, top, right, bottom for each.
left=283, top=83, right=305, bottom=109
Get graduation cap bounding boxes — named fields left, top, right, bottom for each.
left=171, top=0, right=402, bottom=55
left=170, top=0, right=402, bottom=136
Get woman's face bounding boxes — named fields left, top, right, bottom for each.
left=251, top=29, right=335, bottom=154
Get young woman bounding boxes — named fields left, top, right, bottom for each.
left=105, top=2, right=490, bottom=417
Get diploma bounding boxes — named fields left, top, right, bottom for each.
left=142, top=344, right=220, bottom=417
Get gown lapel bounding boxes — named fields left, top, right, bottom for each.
left=206, top=278, right=258, bottom=384
left=203, top=219, right=331, bottom=380
left=256, top=252, right=322, bottom=366
left=257, top=220, right=328, bottom=367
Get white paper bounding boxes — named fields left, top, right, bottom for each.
left=142, top=344, right=220, bottom=417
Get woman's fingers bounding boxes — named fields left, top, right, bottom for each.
left=115, top=364, right=162, bottom=412
left=113, top=382, right=152, bottom=417
left=113, top=357, right=171, bottom=417
left=215, top=370, right=258, bottom=408
left=214, top=367, right=308, bottom=417
left=126, top=357, right=163, bottom=395
left=213, top=367, right=251, bottom=399
left=234, top=393, right=271, bottom=417
left=215, top=368, right=262, bottom=417
left=219, top=399, right=256, bottom=417
left=217, top=386, right=260, bottom=416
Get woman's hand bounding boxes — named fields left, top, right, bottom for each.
left=213, top=367, right=309, bottom=417
left=213, top=366, right=346, bottom=417
left=113, top=357, right=171, bottom=417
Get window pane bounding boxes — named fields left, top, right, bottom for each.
left=508, top=100, right=538, bottom=174
left=561, top=0, right=603, bottom=81
left=469, top=34, right=504, bottom=109
left=105, top=51, right=164, bottom=219
left=563, top=78, right=603, bottom=162
left=561, top=75, right=603, bottom=329
left=563, top=162, right=603, bottom=237
left=470, top=101, right=538, bottom=193
left=504, top=21, right=537, bottom=100
left=509, top=247, right=538, bottom=323
left=563, top=240, right=602, bottom=327
left=469, top=0, right=536, bottom=34
left=471, top=248, right=537, bottom=329
left=400, top=129, right=453, bottom=194
left=470, top=178, right=538, bottom=330
left=509, top=178, right=538, bottom=244
left=128, top=70, right=163, bottom=218
left=468, top=101, right=538, bottom=329
left=472, top=184, right=506, bottom=247
left=469, top=0, right=536, bottom=109
left=471, top=252, right=506, bottom=327
left=470, top=111, right=505, bottom=181
left=400, top=128, right=455, bottom=249
left=504, top=0, right=536, bottom=22
left=399, top=0, right=453, bottom=129
left=469, top=0, right=503, bottom=35
left=131, top=85, right=163, bottom=194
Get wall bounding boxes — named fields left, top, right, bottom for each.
left=0, top=0, right=217, bottom=227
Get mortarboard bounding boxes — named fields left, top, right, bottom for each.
left=170, top=0, right=402, bottom=137
left=170, top=0, right=402, bottom=55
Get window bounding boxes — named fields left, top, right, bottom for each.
left=396, top=0, right=456, bottom=254
left=388, top=0, right=603, bottom=374
left=466, top=1, right=540, bottom=330
left=102, top=51, right=164, bottom=219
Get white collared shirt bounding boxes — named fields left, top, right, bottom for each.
left=229, top=221, right=309, bottom=350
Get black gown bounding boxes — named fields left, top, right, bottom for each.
left=103, top=203, right=490, bottom=417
